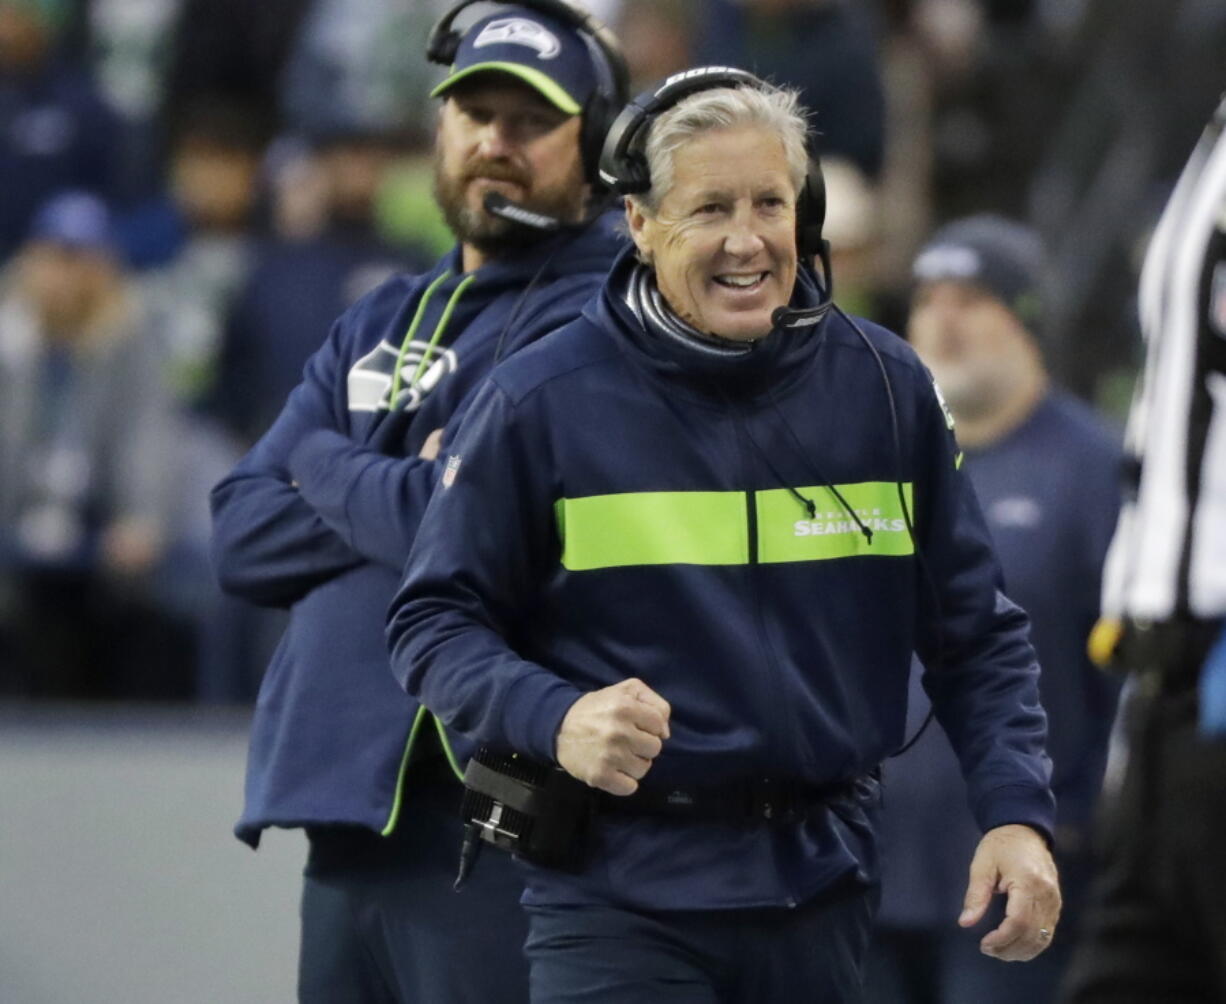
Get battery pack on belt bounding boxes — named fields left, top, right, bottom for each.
left=456, top=748, right=594, bottom=885
left=456, top=747, right=876, bottom=888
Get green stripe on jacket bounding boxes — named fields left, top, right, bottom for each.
left=556, top=483, right=914, bottom=571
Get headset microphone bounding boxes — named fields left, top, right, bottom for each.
left=771, top=304, right=828, bottom=329
left=772, top=234, right=835, bottom=331
left=483, top=191, right=563, bottom=233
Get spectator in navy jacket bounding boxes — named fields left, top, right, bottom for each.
left=867, top=215, right=1122, bottom=1004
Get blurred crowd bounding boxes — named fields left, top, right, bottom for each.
left=0, top=0, right=1222, bottom=704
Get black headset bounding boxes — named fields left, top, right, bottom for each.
left=597, top=66, right=829, bottom=262
left=426, top=0, right=630, bottom=188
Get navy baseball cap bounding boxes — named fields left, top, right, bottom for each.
left=430, top=6, right=598, bottom=116
left=912, top=214, right=1046, bottom=331
left=28, top=190, right=117, bottom=254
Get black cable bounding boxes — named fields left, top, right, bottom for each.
left=829, top=302, right=947, bottom=756
left=764, top=386, right=874, bottom=544
left=490, top=195, right=615, bottom=366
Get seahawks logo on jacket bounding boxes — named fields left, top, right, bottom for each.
left=347, top=339, right=458, bottom=413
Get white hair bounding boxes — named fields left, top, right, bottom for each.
left=631, top=82, right=810, bottom=216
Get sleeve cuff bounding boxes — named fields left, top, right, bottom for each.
left=974, top=782, right=1058, bottom=848
left=500, top=668, right=584, bottom=765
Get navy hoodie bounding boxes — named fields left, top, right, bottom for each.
left=388, top=249, right=1055, bottom=910
left=210, top=213, right=624, bottom=847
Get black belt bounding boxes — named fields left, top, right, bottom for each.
left=1117, top=616, right=1224, bottom=689
left=596, top=774, right=866, bottom=824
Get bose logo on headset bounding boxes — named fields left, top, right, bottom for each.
left=473, top=18, right=561, bottom=59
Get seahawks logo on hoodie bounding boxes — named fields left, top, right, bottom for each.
left=347, top=340, right=458, bottom=413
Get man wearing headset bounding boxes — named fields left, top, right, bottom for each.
left=209, top=4, right=627, bottom=1001
left=389, top=70, right=1060, bottom=1001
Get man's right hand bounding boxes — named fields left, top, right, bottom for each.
left=419, top=427, right=444, bottom=460
left=555, top=678, right=670, bottom=796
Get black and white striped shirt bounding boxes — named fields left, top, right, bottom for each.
left=1102, top=95, right=1226, bottom=621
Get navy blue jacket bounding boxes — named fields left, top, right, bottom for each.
left=877, top=391, right=1121, bottom=928
left=388, top=250, right=1055, bottom=910
left=210, top=215, right=624, bottom=847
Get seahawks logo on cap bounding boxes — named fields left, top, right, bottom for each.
left=913, top=245, right=982, bottom=282
left=474, top=18, right=561, bottom=59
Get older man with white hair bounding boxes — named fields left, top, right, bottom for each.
left=389, top=68, right=1060, bottom=1002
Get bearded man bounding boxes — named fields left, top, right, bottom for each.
left=209, top=4, right=627, bottom=1001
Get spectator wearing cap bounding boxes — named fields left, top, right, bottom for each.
left=864, top=215, right=1123, bottom=1004
left=0, top=190, right=189, bottom=698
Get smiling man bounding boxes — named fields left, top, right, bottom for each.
left=389, top=70, right=1060, bottom=1002
left=209, top=3, right=627, bottom=1001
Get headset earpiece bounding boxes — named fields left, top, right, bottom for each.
left=598, top=67, right=762, bottom=195
left=600, top=66, right=829, bottom=269
left=425, top=0, right=475, bottom=67
left=796, top=156, right=827, bottom=259
left=426, top=0, right=629, bottom=188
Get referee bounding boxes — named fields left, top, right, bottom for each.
left=1063, top=94, right=1226, bottom=1003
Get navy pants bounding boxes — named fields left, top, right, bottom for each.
left=525, top=879, right=876, bottom=1003
left=298, top=776, right=529, bottom=1004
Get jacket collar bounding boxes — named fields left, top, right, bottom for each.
left=442, top=208, right=625, bottom=294
left=590, top=245, right=829, bottom=402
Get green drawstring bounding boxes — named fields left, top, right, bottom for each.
left=379, top=271, right=478, bottom=838
left=389, top=272, right=478, bottom=409
left=389, top=270, right=450, bottom=407
left=409, top=274, right=477, bottom=386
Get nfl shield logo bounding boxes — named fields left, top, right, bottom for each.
left=442, top=454, right=462, bottom=489
left=1212, top=262, right=1226, bottom=337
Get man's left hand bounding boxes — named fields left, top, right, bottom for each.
left=958, top=823, right=1061, bottom=961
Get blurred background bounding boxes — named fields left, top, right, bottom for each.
left=0, top=0, right=1222, bottom=1000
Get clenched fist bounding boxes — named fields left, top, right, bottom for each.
left=555, top=678, right=671, bottom=796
